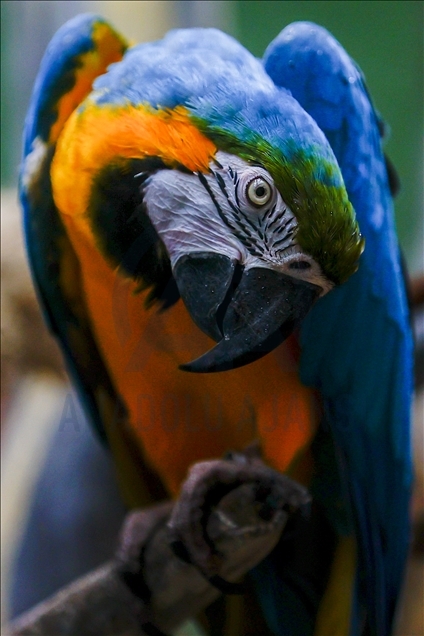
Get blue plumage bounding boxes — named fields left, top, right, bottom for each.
left=92, top=28, right=340, bottom=176
left=92, top=28, right=269, bottom=109
left=264, top=22, right=413, bottom=635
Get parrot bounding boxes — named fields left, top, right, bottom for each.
left=19, top=13, right=413, bottom=636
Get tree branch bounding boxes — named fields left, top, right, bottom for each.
left=6, top=458, right=308, bottom=636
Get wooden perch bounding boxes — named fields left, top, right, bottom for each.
left=6, top=457, right=308, bottom=636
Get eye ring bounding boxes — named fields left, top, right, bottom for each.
left=246, top=177, right=273, bottom=207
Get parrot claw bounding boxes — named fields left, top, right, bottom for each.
left=167, top=448, right=311, bottom=591
left=115, top=501, right=174, bottom=636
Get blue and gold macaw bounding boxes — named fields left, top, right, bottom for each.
left=20, top=14, right=413, bottom=636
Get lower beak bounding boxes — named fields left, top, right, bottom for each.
left=174, top=252, right=321, bottom=373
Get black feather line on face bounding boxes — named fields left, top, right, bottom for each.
left=213, top=171, right=259, bottom=236
left=197, top=171, right=264, bottom=258
left=264, top=206, right=286, bottom=233
left=212, top=170, right=293, bottom=259
left=275, top=219, right=293, bottom=235
left=201, top=168, right=300, bottom=264
left=87, top=157, right=180, bottom=310
left=273, top=231, right=295, bottom=249
left=233, top=172, right=242, bottom=209
left=197, top=171, right=233, bottom=230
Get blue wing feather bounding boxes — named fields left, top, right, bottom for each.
left=19, top=14, right=117, bottom=438
left=264, top=22, right=413, bottom=636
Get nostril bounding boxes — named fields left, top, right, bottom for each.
left=289, top=260, right=311, bottom=270
left=215, top=263, right=244, bottom=336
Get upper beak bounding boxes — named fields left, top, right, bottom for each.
left=173, top=252, right=321, bottom=373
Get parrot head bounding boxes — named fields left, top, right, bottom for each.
left=142, top=143, right=363, bottom=373
left=52, top=28, right=364, bottom=372
left=141, top=118, right=364, bottom=372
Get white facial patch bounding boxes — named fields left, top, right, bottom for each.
left=143, top=154, right=254, bottom=268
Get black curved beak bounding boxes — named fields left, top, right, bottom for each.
left=174, top=252, right=321, bottom=373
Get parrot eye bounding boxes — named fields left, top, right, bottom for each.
left=236, top=168, right=276, bottom=212
left=246, top=177, right=272, bottom=207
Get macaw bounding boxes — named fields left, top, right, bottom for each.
left=20, top=13, right=413, bottom=636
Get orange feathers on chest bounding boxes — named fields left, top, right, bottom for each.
left=59, top=217, right=320, bottom=496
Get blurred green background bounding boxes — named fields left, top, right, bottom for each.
left=1, top=0, right=423, bottom=271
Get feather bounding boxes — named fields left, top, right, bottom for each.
left=20, top=13, right=167, bottom=507
left=264, top=22, right=413, bottom=635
